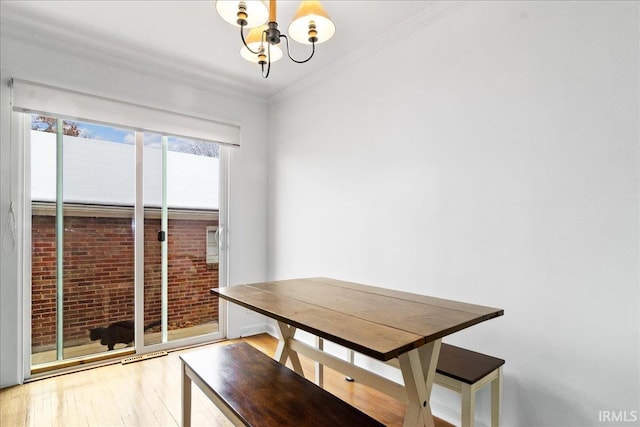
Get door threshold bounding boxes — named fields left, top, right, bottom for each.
left=30, top=348, right=136, bottom=376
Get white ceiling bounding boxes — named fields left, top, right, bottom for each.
left=0, top=0, right=446, bottom=98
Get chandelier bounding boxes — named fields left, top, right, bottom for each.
left=215, top=0, right=336, bottom=78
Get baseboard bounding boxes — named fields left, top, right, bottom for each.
left=239, top=324, right=270, bottom=337
left=264, top=322, right=278, bottom=338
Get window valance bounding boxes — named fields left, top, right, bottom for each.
left=10, top=78, right=240, bottom=146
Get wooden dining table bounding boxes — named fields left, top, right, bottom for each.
left=211, top=277, right=503, bottom=427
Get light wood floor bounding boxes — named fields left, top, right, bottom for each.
left=1, top=334, right=453, bottom=427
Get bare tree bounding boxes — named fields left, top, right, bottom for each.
left=31, top=115, right=81, bottom=137
left=170, top=140, right=219, bottom=158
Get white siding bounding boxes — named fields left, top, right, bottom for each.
left=31, top=131, right=219, bottom=209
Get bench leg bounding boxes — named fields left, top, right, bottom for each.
left=345, top=348, right=355, bottom=381
left=461, top=384, right=475, bottom=427
left=318, top=338, right=356, bottom=384
left=491, top=367, right=502, bottom=427
left=181, top=362, right=192, bottom=427
left=315, top=336, right=324, bottom=387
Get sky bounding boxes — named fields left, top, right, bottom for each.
left=82, top=121, right=134, bottom=143
left=31, top=115, right=219, bottom=157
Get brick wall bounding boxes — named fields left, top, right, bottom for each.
left=31, top=210, right=219, bottom=350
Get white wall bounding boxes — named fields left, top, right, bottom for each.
left=268, top=1, right=639, bottom=426
left=0, top=37, right=270, bottom=387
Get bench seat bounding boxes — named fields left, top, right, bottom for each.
left=180, top=342, right=384, bottom=427
left=437, top=343, right=505, bottom=385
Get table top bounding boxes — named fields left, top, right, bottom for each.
left=212, top=277, right=503, bottom=361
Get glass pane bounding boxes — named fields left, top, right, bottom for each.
left=31, top=116, right=138, bottom=366
left=166, top=136, right=220, bottom=341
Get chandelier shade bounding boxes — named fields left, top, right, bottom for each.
left=288, top=1, right=335, bottom=45
left=215, top=0, right=268, bottom=28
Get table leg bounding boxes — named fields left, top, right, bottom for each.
left=274, top=321, right=304, bottom=375
left=398, top=339, right=442, bottom=427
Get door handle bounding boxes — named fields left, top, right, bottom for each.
left=217, top=226, right=224, bottom=250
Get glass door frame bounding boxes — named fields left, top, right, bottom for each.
left=21, top=112, right=32, bottom=381
left=133, top=133, right=228, bottom=354
left=21, top=115, right=229, bottom=379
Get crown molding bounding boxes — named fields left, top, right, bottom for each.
left=0, top=11, right=269, bottom=104
left=268, top=0, right=469, bottom=105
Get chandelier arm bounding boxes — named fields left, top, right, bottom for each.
left=262, top=42, right=272, bottom=78
left=240, top=24, right=263, bottom=55
left=280, top=34, right=316, bottom=64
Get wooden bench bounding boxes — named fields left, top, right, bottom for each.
left=180, top=342, right=384, bottom=427
left=340, top=343, right=505, bottom=427
left=434, top=344, right=505, bottom=427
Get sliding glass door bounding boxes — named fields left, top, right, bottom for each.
left=142, top=133, right=221, bottom=347
left=29, top=115, right=225, bottom=373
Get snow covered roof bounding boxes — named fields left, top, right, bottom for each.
left=31, top=131, right=219, bottom=210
